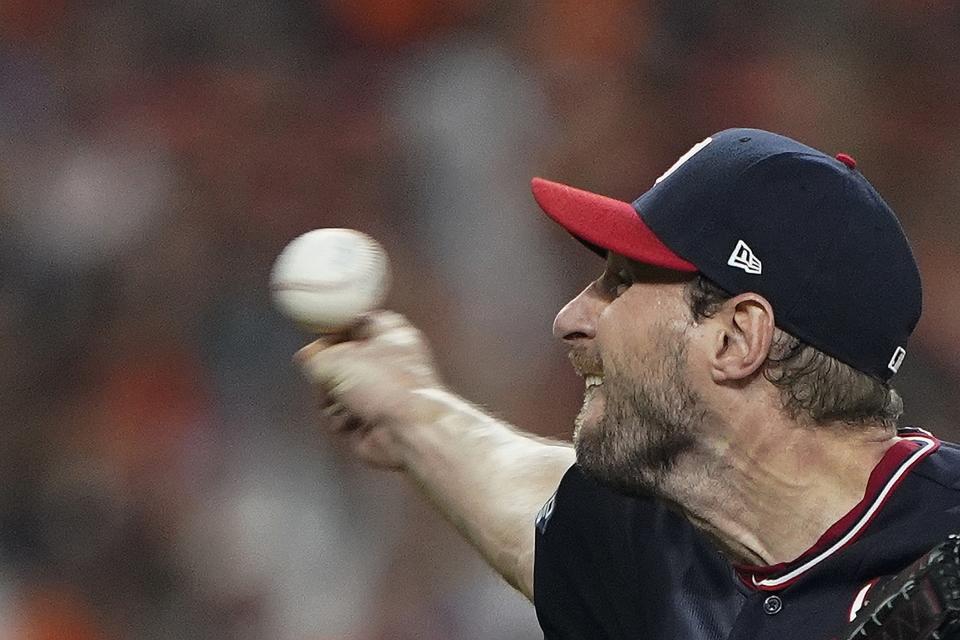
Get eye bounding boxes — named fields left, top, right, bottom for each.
left=613, top=269, right=632, bottom=297
left=597, top=267, right=633, bottom=299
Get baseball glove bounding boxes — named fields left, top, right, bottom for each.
left=838, top=534, right=960, bottom=639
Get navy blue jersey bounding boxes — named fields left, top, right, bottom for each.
left=534, top=428, right=960, bottom=639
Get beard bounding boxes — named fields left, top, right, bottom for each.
left=573, top=332, right=707, bottom=497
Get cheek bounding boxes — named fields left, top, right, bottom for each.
left=594, top=306, right=631, bottom=376
left=596, top=298, right=660, bottom=369
left=601, top=314, right=692, bottom=381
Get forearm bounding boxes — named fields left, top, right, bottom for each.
left=398, top=388, right=575, bottom=601
left=294, top=314, right=574, bottom=599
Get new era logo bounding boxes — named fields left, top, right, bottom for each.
left=727, top=240, right=762, bottom=274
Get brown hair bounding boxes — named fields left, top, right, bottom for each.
left=686, top=275, right=903, bottom=428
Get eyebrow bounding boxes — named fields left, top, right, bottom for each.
left=607, top=254, right=695, bottom=285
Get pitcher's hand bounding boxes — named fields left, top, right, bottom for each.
left=296, top=311, right=444, bottom=470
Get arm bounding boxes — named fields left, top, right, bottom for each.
left=297, top=311, right=575, bottom=601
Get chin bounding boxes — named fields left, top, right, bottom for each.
left=572, top=406, right=695, bottom=498
left=572, top=410, right=603, bottom=452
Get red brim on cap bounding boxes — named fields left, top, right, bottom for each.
left=531, top=177, right=697, bottom=272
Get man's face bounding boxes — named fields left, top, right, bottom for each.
left=554, top=254, right=709, bottom=496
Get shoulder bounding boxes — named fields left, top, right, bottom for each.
left=534, top=464, right=630, bottom=545
left=862, top=433, right=960, bottom=561
left=910, top=437, right=960, bottom=492
left=533, top=465, right=741, bottom=638
left=535, top=464, right=677, bottom=538
left=535, top=464, right=733, bottom=586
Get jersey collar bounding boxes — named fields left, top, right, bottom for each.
left=734, top=427, right=940, bottom=591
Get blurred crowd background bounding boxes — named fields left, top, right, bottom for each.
left=2, top=1, right=960, bottom=638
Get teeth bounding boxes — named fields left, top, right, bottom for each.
left=585, top=375, right=604, bottom=389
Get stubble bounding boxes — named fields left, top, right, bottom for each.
left=573, top=329, right=708, bottom=497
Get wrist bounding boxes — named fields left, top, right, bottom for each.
left=389, top=387, right=493, bottom=469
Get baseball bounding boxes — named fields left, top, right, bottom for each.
left=270, top=228, right=390, bottom=333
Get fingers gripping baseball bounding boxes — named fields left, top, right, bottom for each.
left=296, top=311, right=442, bottom=468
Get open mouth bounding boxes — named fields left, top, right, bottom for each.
left=584, top=374, right=604, bottom=390
left=576, top=372, right=607, bottom=432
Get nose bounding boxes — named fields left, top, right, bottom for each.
left=553, top=284, right=601, bottom=342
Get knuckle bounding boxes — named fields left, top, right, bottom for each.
left=294, top=335, right=338, bottom=360
left=373, top=310, right=409, bottom=331
left=321, top=401, right=347, bottom=418
left=298, top=342, right=355, bottom=383
left=380, top=326, right=423, bottom=348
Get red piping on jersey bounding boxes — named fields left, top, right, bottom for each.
left=734, top=429, right=940, bottom=591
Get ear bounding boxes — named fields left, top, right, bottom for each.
left=707, top=293, right=775, bottom=383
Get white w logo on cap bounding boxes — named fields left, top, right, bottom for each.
left=728, top=240, right=762, bottom=274
left=655, top=136, right=713, bottom=185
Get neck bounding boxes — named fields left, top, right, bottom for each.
left=661, top=419, right=898, bottom=566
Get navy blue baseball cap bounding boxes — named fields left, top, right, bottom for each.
left=532, top=128, right=922, bottom=382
